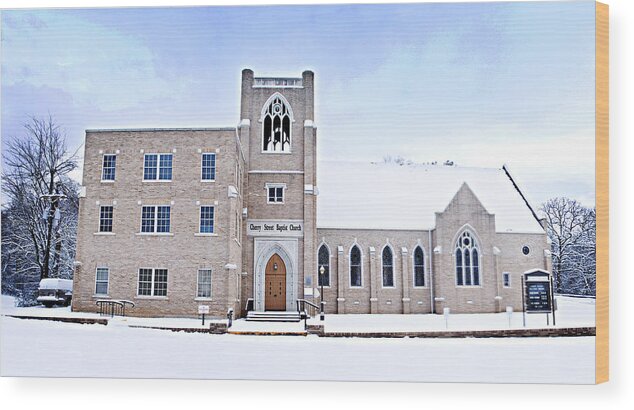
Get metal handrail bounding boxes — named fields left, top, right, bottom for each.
left=95, top=299, right=135, bottom=317
left=296, top=299, right=320, bottom=318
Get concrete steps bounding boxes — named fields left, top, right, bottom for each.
left=246, top=311, right=301, bottom=322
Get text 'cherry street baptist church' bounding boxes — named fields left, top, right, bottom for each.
left=72, top=69, right=552, bottom=318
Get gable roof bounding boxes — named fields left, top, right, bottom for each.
left=316, top=161, right=545, bottom=233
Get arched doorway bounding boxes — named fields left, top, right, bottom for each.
left=265, top=254, right=286, bottom=311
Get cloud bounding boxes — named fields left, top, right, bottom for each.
left=2, top=10, right=178, bottom=111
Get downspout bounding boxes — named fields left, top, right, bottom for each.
left=428, top=230, right=435, bottom=314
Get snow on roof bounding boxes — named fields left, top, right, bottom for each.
left=316, top=161, right=545, bottom=233
left=39, top=278, right=73, bottom=291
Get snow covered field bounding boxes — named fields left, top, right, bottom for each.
left=0, top=295, right=595, bottom=383
left=323, top=296, right=595, bottom=332
left=0, top=315, right=594, bottom=383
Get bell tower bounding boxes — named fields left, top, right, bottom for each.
left=238, top=69, right=318, bottom=312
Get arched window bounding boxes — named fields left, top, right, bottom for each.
left=318, top=244, right=330, bottom=287
left=262, top=95, right=292, bottom=152
left=455, top=231, right=480, bottom=286
left=382, top=246, right=394, bottom=287
left=413, top=246, right=425, bottom=287
left=350, top=245, right=362, bottom=287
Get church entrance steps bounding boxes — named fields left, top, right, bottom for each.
left=245, top=311, right=301, bottom=322
left=229, top=318, right=306, bottom=335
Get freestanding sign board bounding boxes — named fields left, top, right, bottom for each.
left=525, top=281, right=552, bottom=313
left=522, top=269, right=556, bottom=326
left=198, top=305, right=210, bottom=326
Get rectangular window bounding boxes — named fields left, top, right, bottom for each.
left=156, top=206, right=171, bottom=233
left=143, top=154, right=157, bottom=180
left=201, top=153, right=216, bottom=181
left=95, top=267, right=109, bottom=295
left=101, top=155, right=116, bottom=181
left=199, top=206, right=215, bottom=233
left=99, top=206, right=113, bottom=232
left=197, top=269, right=212, bottom=298
left=138, top=268, right=153, bottom=296
left=267, top=186, right=284, bottom=203
left=137, top=268, right=168, bottom=297
left=144, top=153, right=172, bottom=180
left=141, top=206, right=156, bottom=233
left=141, top=206, right=170, bottom=233
left=159, top=154, right=173, bottom=180
left=503, top=272, right=511, bottom=287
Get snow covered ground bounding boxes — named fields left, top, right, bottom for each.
left=321, top=296, right=595, bottom=333
left=0, top=295, right=223, bottom=329
left=0, top=315, right=594, bottom=383
left=1, top=294, right=594, bottom=332
left=0, top=294, right=595, bottom=383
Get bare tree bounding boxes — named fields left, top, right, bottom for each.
left=541, top=197, right=596, bottom=295
left=2, top=117, right=79, bottom=297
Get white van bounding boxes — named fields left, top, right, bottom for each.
left=37, top=278, right=73, bottom=307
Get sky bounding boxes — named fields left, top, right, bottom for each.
left=1, top=1, right=597, bottom=207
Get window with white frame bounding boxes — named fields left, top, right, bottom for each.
left=350, top=245, right=362, bottom=287
left=503, top=272, right=511, bottom=287
left=197, top=269, right=212, bottom=298
left=413, top=246, right=425, bottom=287
left=455, top=231, right=480, bottom=286
left=266, top=183, right=285, bottom=203
left=201, top=153, right=216, bottom=181
left=138, top=268, right=168, bottom=297
left=199, top=206, right=215, bottom=233
left=318, top=244, right=330, bottom=287
left=143, top=153, right=172, bottom=181
left=141, top=206, right=171, bottom=233
left=95, top=267, right=109, bottom=295
left=99, top=206, right=113, bottom=232
left=262, top=95, right=292, bottom=152
left=382, top=246, right=394, bottom=287
left=101, top=155, right=116, bottom=181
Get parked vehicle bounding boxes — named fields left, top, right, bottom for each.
left=37, top=279, right=73, bottom=308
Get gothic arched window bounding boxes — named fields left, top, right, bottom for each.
left=413, top=246, right=425, bottom=287
left=382, top=246, right=394, bottom=287
left=350, top=245, right=362, bottom=287
left=318, top=244, right=330, bottom=287
left=455, top=231, right=480, bottom=286
left=262, top=95, right=292, bottom=153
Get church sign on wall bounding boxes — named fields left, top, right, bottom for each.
left=247, top=219, right=304, bottom=237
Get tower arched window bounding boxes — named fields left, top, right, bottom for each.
left=413, top=246, right=425, bottom=287
left=455, top=231, right=480, bottom=286
left=350, top=245, right=362, bottom=287
left=262, top=95, right=292, bottom=153
left=382, top=246, right=394, bottom=287
left=318, top=244, right=330, bottom=287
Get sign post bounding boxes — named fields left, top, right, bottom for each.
left=521, top=276, right=526, bottom=327
left=443, top=307, right=450, bottom=329
left=198, top=305, right=210, bottom=326
left=506, top=306, right=513, bottom=328
left=523, top=269, right=554, bottom=326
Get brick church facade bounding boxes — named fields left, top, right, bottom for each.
left=71, top=69, right=551, bottom=318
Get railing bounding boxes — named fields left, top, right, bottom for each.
left=245, top=298, right=254, bottom=312
left=296, top=299, right=320, bottom=318
left=95, top=299, right=135, bottom=317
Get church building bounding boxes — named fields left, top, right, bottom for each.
left=71, top=69, right=551, bottom=318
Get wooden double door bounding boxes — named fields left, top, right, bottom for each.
left=265, top=254, right=287, bottom=311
